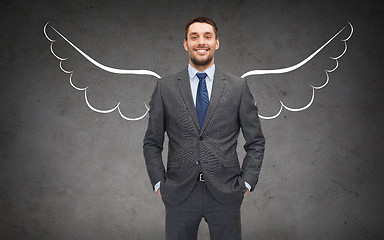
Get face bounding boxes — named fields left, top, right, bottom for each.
left=184, top=22, right=219, bottom=69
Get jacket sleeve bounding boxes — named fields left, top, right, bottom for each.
left=239, top=79, right=265, bottom=191
left=143, top=80, right=166, bottom=189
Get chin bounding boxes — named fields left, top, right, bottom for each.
left=191, top=57, right=213, bottom=67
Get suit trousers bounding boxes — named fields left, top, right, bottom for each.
left=162, top=179, right=244, bottom=240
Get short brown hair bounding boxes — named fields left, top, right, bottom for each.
left=185, top=16, right=218, bottom=40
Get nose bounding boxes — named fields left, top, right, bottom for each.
left=197, top=36, right=205, bottom=45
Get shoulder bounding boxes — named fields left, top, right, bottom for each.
left=160, top=68, right=188, bottom=81
left=156, top=68, right=188, bottom=87
left=216, top=68, right=243, bottom=81
left=215, top=68, right=247, bottom=89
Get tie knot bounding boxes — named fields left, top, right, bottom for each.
left=196, top=72, right=207, bottom=81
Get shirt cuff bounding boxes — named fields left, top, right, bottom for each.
left=154, top=181, right=161, bottom=192
left=245, top=182, right=251, bottom=191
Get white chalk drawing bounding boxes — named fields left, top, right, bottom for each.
left=44, top=22, right=156, bottom=121
left=44, top=22, right=353, bottom=120
left=241, top=22, right=353, bottom=119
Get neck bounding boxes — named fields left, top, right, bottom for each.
left=189, top=58, right=214, bottom=72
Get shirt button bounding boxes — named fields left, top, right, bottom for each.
left=199, top=136, right=203, bottom=141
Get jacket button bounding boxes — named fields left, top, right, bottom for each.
left=199, top=136, right=203, bottom=141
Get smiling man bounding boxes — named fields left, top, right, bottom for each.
left=183, top=21, right=219, bottom=70
left=143, top=16, right=265, bottom=240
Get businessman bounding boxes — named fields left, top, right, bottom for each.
left=143, top=16, right=265, bottom=240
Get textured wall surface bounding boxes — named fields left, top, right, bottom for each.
left=1, top=0, right=383, bottom=239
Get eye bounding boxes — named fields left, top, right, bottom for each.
left=206, top=36, right=211, bottom=39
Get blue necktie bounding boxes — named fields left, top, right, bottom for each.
left=196, top=72, right=209, bottom=128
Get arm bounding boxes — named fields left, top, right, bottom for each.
left=239, top=80, right=265, bottom=191
left=143, top=80, right=166, bottom=190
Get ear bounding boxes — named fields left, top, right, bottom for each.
left=183, top=39, right=189, bottom=52
left=215, top=37, right=219, bottom=50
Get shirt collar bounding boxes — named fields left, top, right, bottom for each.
left=188, top=64, right=215, bottom=81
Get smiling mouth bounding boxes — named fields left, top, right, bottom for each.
left=196, top=49, right=208, bottom=54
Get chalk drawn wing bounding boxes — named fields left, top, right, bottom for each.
left=44, top=22, right=161, bottom=121
left=45, top=22, right=353, bottom=121
left=241, top=22, right=353, bottom=120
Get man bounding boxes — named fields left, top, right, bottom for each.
left=143, top=16, right=265, bottom=240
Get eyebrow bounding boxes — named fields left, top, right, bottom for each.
left=189, top=32, right=213, bottom=36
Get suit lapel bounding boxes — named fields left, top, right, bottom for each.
left=177, top=69, right=201, bottom=130
left=200, top=69, right=226, bottom=133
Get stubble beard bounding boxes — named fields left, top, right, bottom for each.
left=190, top=54, right=214, bottom=68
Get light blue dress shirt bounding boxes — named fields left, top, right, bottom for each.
left=188, top=64, right=215, bottom=106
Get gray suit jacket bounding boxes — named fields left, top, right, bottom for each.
left=143, top=68, right=265, bottom=204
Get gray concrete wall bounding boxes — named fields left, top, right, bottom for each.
left=1, top=0, right=383, bottom=239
